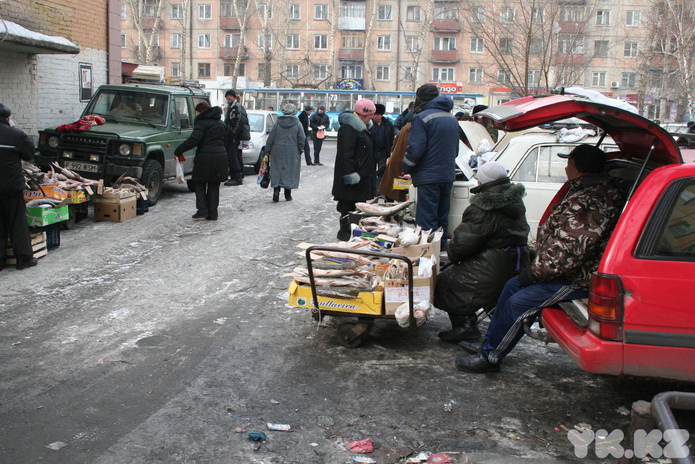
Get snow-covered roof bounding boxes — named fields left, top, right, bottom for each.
left=0, top=20, right=80, bottom=55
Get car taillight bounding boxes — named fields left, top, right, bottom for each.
left=587, top=273, right=623, bottom=341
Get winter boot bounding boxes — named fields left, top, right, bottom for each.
left=438, top=314, right=481, bottom=342
left=284, top=189, right=292, bottom=201
left=336, top=216, right=351, bottom=241
left=272, top=187, right=280, bottom=203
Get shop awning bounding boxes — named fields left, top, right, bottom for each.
left=0, top=20, right=80, bottom=55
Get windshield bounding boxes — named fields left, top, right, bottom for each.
left=248, top=113, right=265, bottom=132
left=84, top=89, right=169, bottom=126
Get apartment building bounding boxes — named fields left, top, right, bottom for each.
left=121, top=0, right=690, bottom=121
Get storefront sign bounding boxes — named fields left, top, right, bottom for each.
left=337, top=79, right=363, bottom=90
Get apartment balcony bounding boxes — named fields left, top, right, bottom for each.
left=555, top=54, right=584, bottom=65
left=337, top=48, right=364, bottom=61
left=430, top=49, right=459, bottom=63
left=219, top=17, right=241, bottom=30
left=134, top=45, right=161, bottom=61
left=142, top=17, right=157, bottom=29
left=557, top=22, right=585, bottom=34
left=219, top=47, right=248, bottom=60
left=431, top=19, right=461, bottom=32
left=339, top=17, right=365, bottom=30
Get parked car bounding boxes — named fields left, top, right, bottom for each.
left=242, top=110, right=278, bottom=172
left=476, top=93, right=695, bottom=382
left=35, top=83, right=209, bottom=205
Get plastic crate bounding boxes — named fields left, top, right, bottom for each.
left=136, top=198, right=149, bottom=215
left=31, top=223, right=61, bottom=251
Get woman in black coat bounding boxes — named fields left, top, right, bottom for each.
left=434, top=162, right=530, bottom=342
left=332, top=99, right=377, bottom=240
left=175, top=102, right=229, bottom=220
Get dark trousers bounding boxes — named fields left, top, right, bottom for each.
left=193, top=182, right=221, bottom=218
left=482, top=276, right=587, bottom=364
left=227, top=141, right=243, bottom=181
left=414, top=182, right=453, bottom=236
left=312, top=136, right=324, bottom=164
left=0, top=192, right=33, bottom=267
left=303, top=137, right=311, bottom=165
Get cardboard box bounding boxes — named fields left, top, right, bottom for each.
left=67, top=189, right=88, bottom=204
left=287, top=280, right=384, bottom=316
left=24, top=185, right=68, bottom=202
left=26, top=204, right=70, bottom=227
left=99, top=191, right=137, bottom=201
left=393, top=177, right=412, bottom=190
left=383, top=265, right=436, bottom=315
left=390, top=238, right=441, bottom=260
left=94, top=196, right=136, bottom=222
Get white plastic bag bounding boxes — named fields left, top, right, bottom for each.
left=175, top=157, right=185, bottom=184
left=395, top=300, right=433, bottom=328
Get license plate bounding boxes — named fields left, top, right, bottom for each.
left=64, top=160, right=100, bottom=173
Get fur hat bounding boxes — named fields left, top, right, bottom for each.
left=558, top=144, right=606, bottom=173
left=414, top=84, right=439, bottom=111
left=281, top=103, right=297, bottom=115
left=476, top=161, right=508, bottom=185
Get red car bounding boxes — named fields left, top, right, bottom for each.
left=479, top=92, right=695, bottom=382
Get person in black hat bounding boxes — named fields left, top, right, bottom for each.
left=309, top=105, right=330, bottom=165
left=223, top=89, right=250, bottom=186
left=455, top=144, right=626, bottom=373
left=298, top=105, right=314, bottom=165
left=472, top=104, right=498, bottom=142
left=0, top=103, right=38, bottom=270
left=370, top=103, right=395, bottom=187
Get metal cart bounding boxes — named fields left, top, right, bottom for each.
left=304, top=245, right=417, bottom=348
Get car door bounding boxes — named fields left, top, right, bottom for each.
left=168, top=96, right=195, bottom=175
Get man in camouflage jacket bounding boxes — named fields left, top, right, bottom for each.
left=455, top=144, right=626, bottom=373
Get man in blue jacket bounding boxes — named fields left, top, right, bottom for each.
left=402, top=84, right=459, bottom=237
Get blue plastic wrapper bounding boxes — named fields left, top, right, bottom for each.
left=248, top=432, right=266, bottom=441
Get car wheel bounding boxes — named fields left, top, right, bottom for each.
left=140, top=159, right=163, bottom=205
left=254, top=148, right=265, bottom=174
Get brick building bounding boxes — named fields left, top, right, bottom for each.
left=0, top=0, right=122, bottom=142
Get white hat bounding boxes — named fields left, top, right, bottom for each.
left=476, top=161, right=507, bottom=185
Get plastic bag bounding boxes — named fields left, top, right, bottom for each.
left=175, top=157, right=184, bottom=184
left=316, top=128, right=326, bottom=139
left=257, top=154, right=270, bottom=188
left=394, top=300, right=433, bottom=328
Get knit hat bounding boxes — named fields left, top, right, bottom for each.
left=414, top=84, right=439, bottom=110
left=225, top=89, right=236, bottom=98
left=304, top=105, right=314, bottom=111
left=0, top=104, right=10, bottom=119
left=473, top=104, right=488, bottom=114
left=318, top=105, right=326, bottom=111
left=476, top=161, right=508, bottom=185
left=281, top=102, right=297, bottom=115
left=558, top=144, right=606, bottom=173
left=354, top=99, right=376, bottom=116
left=374, top=104, right=386, bottom=115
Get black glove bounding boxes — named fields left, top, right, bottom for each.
left=517, top=267, right=537, bottom=287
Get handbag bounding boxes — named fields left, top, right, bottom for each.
left=316, top=128, right=326, bottom=139
left=257, top=154, right=271, bottom=188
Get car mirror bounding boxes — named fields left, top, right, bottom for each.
left=180, top=119, right=190, bottom=129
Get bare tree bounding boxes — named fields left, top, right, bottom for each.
left=124, top=0, right=166, bottom=64
left=398, top=0, right=433, bottom=91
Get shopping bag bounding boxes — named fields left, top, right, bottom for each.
left=175, top=157, right=185, bottom=184
left=257, top=154, right=270, bottom=188
left=316, top=128, right=326, bottom=139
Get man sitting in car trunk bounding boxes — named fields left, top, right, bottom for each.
left=455, top=144, right=626, bottom=373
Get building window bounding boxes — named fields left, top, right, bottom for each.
left=378, top=5, right=392, bottom=21
left=403, top=66, right=414, bottom=81
left=528, top=69, right=540, bottom=86
left=198, top=62, right=211, bottom=78
left=258, top=33, right=272, bottom=50
left=596, top=10, right=610, bottom=25
left=143, top=0, right=157, bottom=17
left=497, top=69, right=512, bottom=84
left=434, top=5, right=456, bottom=20
left=258, top=63, right=270, bottom=80
left=198, top=34, right=211, bottom=49
left=315, top=4, right=328, bottom=19
left=339, top=65, right=363, bottom=79
left=341, top=32, right=364, bottom=49
left=376, top=66, right=390, bottom=80
left=406, top=6, right=420, bottom=21
left=171, top=33, right=182, bottom=49
left=592, top=71, right=607, bottom=87
left=198, top=4, right=211, bottom=19
left=626, top=10, right=641, bottom=27
left=121, top=4, right=127, bottom=20
left=500, top=7, right=515, bottom=23
left=286, top=34, right=300, bottom=50
left=531, top=7, right=543, bottom=24
left=289, top=4, right=300, bottom=20
left=405, top=36, right=420, bottom=52
left=530, top=38, right=543, bottom=55
left=472, top=6, right=486, bottom=23
left=314, top=35, right=327, bottom=50
left=624, top=41, right=638, bottom=58
left=171, top=62, right=181, bottom=77
left=468, top=67, right=483, bottom=83
left=224, top=34, right=240, bottom=48
left=559, top=6, right=583, bottom=22
left=377, top=35, right=391, bottom=51
left=285, top=65, right=299, bottom=78
left=499, top=37, right=513, bottom=54
left=121, top=34, right=126, bottom=48
left=259, top=3, right=273, bottom=19
left=434, top=37, right=456, bottom=51
left=171, top=4, right=182, bottom=19
left=314, top=65, right=327, bottom=79
left=594, top=40, right=609, bottom=58
left=221, top=0, right=241, bottom=17
left=648, top=69, right=663, bottom=88
left=433, top=67, right=455, bottom=81
left=470, top=37, right=484, bottom=53
left=224, top=63, right=243, bottom=76
left=340, top=3, right=365, bottom=19
left=621, top=72, right=636, bottom=89
left=558, top=34, right=585, bottom=54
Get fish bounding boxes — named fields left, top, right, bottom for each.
left=355, top=199, right=414, bottom=216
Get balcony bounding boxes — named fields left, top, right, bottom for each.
left=220, top=17, right=241, bottom=30
left=557, top=22, right=585, bottom=34
left=554, top=54, right=584, bottom=65
left=430, top=49, right=459, bottom=63
left=431, top=19, right=461, bottom=32
left=219, top=46, right=248, bottom=60
left=339, top=17, right=365, bottom=30
left=142, top=17, right=157, bottom=29
left=337, top=48, right=364, bottom=61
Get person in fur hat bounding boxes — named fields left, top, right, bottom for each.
left=332, top=99, right=376, bottom=241
left=433, top=162, right=530, bottom=343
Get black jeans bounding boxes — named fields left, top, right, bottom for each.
left=227, top=141, right=243, bottom=181
left=303, top=136, right=312, bottom=165
left=194, top=182, right=221, bottom=217
left=0, top=191, right=33, bottom=267
left=312, top=136, right=324, bottom=164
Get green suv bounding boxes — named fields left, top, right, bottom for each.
left=36, top=83, right=210, bottom=205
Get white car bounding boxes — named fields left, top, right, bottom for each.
left=242, top=110, right=278, bottom=172
left=410, top=121, right=616, bottom=241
